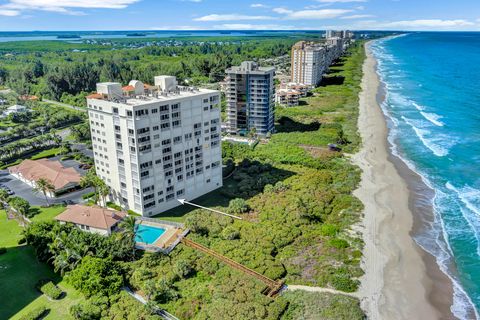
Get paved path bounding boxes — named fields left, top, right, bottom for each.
left=286, top=284, right=359, bottom=298
left=42, top=99, right=86, bottom=113
left=123, top=287, right=179, bottom=320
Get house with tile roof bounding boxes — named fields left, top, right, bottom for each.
left=9, top=159, right=82, bottom=197
left=55, top=204, right=127, bottom=235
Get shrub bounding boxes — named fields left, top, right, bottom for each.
left=81, top=191, right=95, bottom=200
left=19, top=306, right=49, bottom=320
left=18, top=237, right=26, bottom=244
left=0, top=247, right=6, bottom=254
left=331, top=275, right=360, bottom=292
left=227, top=198, right=250, bottom=215
left=106, top=202, right=122, bottom=211
left=40, top=281, right=63, bottom=300
left=328, top=238, right=349, bottom=249
left=320, top=224, right=339, bottom=237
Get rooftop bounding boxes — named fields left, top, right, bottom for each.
left=86, top=75, right=218, bottom=107
left=55, top=204, right=127, bottom=230
left=9, top=159, right=82, bottom=190
left=226, top=61, right=275, bottom=74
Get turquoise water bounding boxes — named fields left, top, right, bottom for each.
left=371, top=33, right=480, bottom=319
left=135, top=224, right=166, bottom=244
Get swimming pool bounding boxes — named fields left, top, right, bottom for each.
left=135, top=224, right=166, bottom=244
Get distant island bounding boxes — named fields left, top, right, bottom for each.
left=126, top=33, right=147, bottom=37
left=57, top=35, right=81, bottom=39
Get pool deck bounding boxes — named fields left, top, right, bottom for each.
left=135, top=218, right=188, bottom=254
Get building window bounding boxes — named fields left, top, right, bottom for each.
left=127, top=110, right=133, bottom=117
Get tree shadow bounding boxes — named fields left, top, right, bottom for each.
left=154, top=160, right=295, bottom=221
left=320, top=75, right=345, bottom=86
left=276, top=116, right=321, bottom=133
left=28, top=207, right=42, bottom=218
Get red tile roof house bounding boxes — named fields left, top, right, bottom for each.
left=55, top=204, right=127, bottom=235
left=9, top=159, right=82, bottom=197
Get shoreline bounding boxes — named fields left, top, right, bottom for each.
left=354, top=41, right=454, bottom=319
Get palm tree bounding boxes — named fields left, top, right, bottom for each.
left=97, top=181, right=110, bottom=207
left=118, top=216, right=139, bottom=261
left=33, top=178, right=55, bottom=206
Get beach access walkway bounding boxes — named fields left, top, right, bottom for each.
left=286, top=284, right=359, bottom=298
left=181, top=238, right=285, bottom=297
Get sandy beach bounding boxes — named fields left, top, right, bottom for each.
left=354, top=42, right=454, bottom=319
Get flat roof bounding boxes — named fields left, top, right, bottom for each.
left=87, top=87, right=219, bottom=107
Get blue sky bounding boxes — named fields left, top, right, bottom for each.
left=0, top=0, right=479, bottom=31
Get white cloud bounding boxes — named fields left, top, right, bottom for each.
left=0, top=9, right=20, bottom=16
left=340, top=14, right=374, bottom=19
left=251, top=3, right=268, bottom=8
left=0, top=0, right=139, bottom=16
left=324, top=19, right=477, bottom=31
left=382, top=19, right=474, bottom=28
left=194, top=14, right=273, bottom=21
left=276, top=8, right=352, bottom=20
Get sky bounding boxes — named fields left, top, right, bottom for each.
left=0, top=0, right=479, bottom=31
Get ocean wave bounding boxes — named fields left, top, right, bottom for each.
left=446, top=183, right=480, bottom=217
left=372, top=35, right=479, bottom=319
left=380, top=95, right=479, bottom=319
left=401, top=116, right=452, bottom=157
left=413, top=102, right=425, bottom=111
left=420, top=112, right=445, bottom=127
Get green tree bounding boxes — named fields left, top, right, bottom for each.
left=117, top=216, right=138, bottom=261
left=33, top=178, right=55, bottom=206
left=227, top=198, right=250, bottom=215
left=8, top=196, right=30, bottom=218
left=66, top=256, right=124, bottom=298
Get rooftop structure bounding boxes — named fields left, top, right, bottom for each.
left=9, top=159, right=82, bottom=197
left=224, top=61, right=275, bottom=136
left=86, top=76, right=222, bottom=216
left=55, top=204, right=127, bottom=235
left=3, top=104, right=27, bottom=116
left=275, top=89, right=301, bottom=107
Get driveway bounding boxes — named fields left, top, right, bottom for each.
left=0, top=158, right=93, bottom=206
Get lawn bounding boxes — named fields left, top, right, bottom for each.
left=0, top=208, right=83, bottom=319
left=30, top=147, right=62, bottom=160
left=30, top=205, right=66, bottom=222
left=0, top=210, right=23, bottom=247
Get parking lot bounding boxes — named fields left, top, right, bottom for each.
left=0, top=157, right=94, bottom=206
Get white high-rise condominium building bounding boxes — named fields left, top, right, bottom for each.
left=225, top=61, right=275, bottom=136
left=86, top=76, right=223, bottom=217
left=291, top=41, right=327, bottom=86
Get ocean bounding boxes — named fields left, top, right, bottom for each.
left=370, top=33, right=480, bottom=319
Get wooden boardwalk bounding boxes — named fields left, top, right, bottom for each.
left=181, top=238, right=284, bottom=297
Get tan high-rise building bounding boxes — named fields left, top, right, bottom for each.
left=290, top=41, right=327, bottom=86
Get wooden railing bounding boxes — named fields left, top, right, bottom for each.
left=181, top=238, right=284, bottom=297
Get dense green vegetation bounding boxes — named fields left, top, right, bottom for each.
left=0, top=37, right=298, bottom=106
left=1, top=38, right=366, bottom=319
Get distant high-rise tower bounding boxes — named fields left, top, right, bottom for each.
left=225, top=61, right=275, bottom=136
left=290, top=41, right=327, bottom=86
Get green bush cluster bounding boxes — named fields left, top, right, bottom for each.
left=18, top=306, right=49, bottom=320
left=0, top=247, right=6, bottom=255
left=40, top=281, right=63, bottom=300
